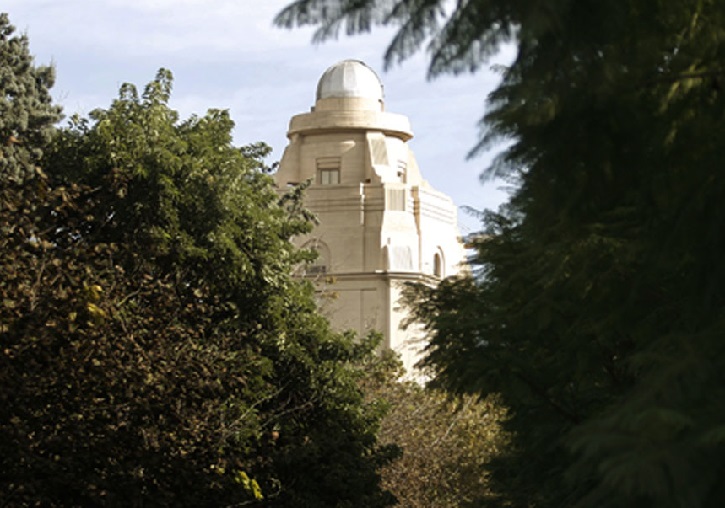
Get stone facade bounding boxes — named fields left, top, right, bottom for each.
left=275, top=60, right=465, bottom=374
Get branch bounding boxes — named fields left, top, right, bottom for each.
left=649, top=69, right=725, bottom=85
left=514, top=372, right=581, bottom=424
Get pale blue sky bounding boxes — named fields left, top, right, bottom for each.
left=5, top=0, right=514, bottom=234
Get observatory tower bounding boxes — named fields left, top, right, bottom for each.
left=275, top=60, right=465, bottom=373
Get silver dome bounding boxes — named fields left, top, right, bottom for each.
left=316, top=59, right=384, bottom=102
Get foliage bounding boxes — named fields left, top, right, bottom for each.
left=278, top=1, right=725, bottom=507
left=359, top=348, right=509, bottom=507
left=1, top=68, right=395, bottom=507
left=0, top=12, right=62, bottom=184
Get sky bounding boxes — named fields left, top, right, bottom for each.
left=5, top=0, right=515, bottom=235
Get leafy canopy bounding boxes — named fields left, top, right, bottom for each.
left=2, top=65, right=395, bottom=507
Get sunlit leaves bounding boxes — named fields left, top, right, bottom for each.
left=2, top=69, right=394, bottom=506
left=359, top=348, right=509, bottom=507
left=0, top=13, right=62, bottom=184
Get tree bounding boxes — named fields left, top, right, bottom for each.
left=0, top=12, right=61, bottom=184
left=1, top=67, right=395, bottom=507
left=358, top=347, right=509, bottom=507
left=277, top=1, right=725, bottom=507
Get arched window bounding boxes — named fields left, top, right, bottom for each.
left=433, top=251, right=444, bottom=278
left=302, top=239, right=331, bottom=276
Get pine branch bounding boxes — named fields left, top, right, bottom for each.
left=514, top=372, right=581, bottom=425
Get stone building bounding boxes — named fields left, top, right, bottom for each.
left=274, top=60, right=465, bottom=374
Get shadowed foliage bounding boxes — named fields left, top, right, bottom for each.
left=279, top=1, right=725, bottom=506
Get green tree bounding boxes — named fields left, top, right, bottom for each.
left=0, top=12, right=61, bottom=184
left=278, top=1, right=725, bottom=507
left=1, top=68, right=395, bottom=507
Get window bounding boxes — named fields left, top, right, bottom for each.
left=319, top=168, right=340, bottom=185
left=434, top=252, right=443, bottom=278
left=317, top=157, right=341, bottom=185
left=397, top=160, right=407, bottom=182
left=301, top=239, right=331, bottom=277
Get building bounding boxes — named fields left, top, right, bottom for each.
left=274, top=60, right=465, bottom=374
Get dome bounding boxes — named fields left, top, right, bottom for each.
left=316, top=59, right=384, bottom=102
